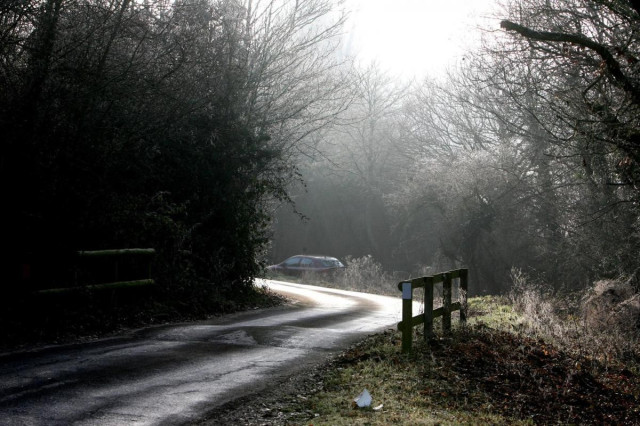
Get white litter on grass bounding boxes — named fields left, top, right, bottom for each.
left=353, top=388, right=372, bottom=407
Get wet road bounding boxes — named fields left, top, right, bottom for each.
left=0, top=280, right=404, bottom=425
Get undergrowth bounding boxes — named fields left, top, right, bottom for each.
left=508, top=269, right=640, bottom=373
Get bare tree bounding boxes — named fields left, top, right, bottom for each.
left=499, top=0, right=640, bottom=192
left=392, top=0, right=640, bottom=288
left=237, top=0, right=352, bottom=159
left=0, top=0, right=354, bottom=303
left=268, top=64, right=411, bottom=267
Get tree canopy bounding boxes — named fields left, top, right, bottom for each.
left=0, top=0, right=348, bottom=308
left=270, top=0, right=640, bottom=294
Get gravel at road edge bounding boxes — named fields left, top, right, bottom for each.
left=192, top=338, right=369, bottom=425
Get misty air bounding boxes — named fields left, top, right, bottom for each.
left=1, top=0, right=639, bottom=424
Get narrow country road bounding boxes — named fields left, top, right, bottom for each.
left=0, top=280, right=406, bottom=425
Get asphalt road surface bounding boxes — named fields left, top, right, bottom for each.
left=0, top=280, right=406, bottom=425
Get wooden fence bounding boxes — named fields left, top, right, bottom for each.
left=397, top=268, right=468, bottom=353
left=36, top=248, right=155, bottom=294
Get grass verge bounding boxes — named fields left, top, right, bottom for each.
left=280, top=296, right=639, bottom=425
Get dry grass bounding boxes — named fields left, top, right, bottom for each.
left=290, top=295, right=640, bottom=425
left=257, top=266, right=640, bottom=425
left=300, top=330, right=524, bottom=425
left=508, top=269, right=640, bottom=372
left=199, top=285, right=639, bottom=425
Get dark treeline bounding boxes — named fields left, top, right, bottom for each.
left=271, top=0, right=640, bottom=295
left=3, top=0, right=640, bottom=325
left=0, top=0, right=347, bottom=330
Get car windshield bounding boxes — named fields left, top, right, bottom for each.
left=321, top=259, right=342, bottom=267
left=283, top=257, right=301, bottom=266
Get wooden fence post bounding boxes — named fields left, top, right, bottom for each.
left=401, top=281, right=413, bottom=353
left=424, top=276, right=434, bottom=340
left=443, top=273, right=452, bottom=333
left=398, top=269, right=469, bottom=353
left=460, top=268, right=468, bottom=324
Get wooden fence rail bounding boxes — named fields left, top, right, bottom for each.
left=36, top=248, right=156, bottom=294
left=397, top=268, right=468, bottom=353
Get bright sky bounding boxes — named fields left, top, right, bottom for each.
left=343, top=0, right=500, bottom=79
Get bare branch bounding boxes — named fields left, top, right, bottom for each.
left=500, top=19, right=640, bottom=105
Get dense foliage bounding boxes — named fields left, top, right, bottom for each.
left=0, top=0, right=346, bottom=323
left=4, top=0, right=639, bottom=334
left=271, top=0, right=640, bottom=295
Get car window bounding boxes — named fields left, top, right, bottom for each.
left=321, top=259, right=341, bottom=267
left=300, top=257, right=313, bottom=267
left=283, top=257, right=301, bottom=267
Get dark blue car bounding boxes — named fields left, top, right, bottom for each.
left=267, top=255, right=345, bottom=276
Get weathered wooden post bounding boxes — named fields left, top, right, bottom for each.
left=424, top=276, right=434, bottom=340
left=460, top=268, right=468, bottom=324
left=401, top=281, right=413, bottom=353
left=442, top=272, right=452, bottom=332
left=398, top=269, right=469, bottom=353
